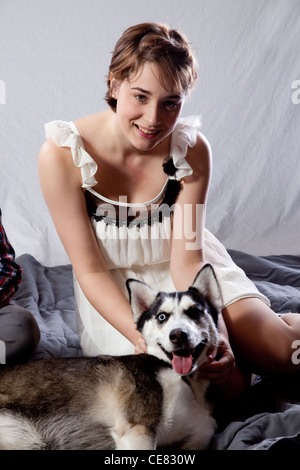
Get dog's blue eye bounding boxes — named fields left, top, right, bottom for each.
left=157, top=312, right=168, bottom=323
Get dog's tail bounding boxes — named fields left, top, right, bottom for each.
left=0, top=411, right=45, bottom=450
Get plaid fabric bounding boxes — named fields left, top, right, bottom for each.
left=0, top=209, right=22, bottom=308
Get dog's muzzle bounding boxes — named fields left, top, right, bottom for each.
left=160, top=329, right=208, bottom=376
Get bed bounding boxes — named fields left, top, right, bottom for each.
left=11, top=249, right=300, bottom=450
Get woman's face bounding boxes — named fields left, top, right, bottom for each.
left=114, top=62, right=185, bottom=152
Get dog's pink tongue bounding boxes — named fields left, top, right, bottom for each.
left=172, top=353, right=193, bottom=375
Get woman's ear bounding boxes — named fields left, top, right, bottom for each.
left=110, top=75, right=118, bottom=99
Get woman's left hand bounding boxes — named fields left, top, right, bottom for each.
left=197, top=334, right=236, bottom=384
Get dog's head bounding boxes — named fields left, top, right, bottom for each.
left=126, top=264, right=222, bottom=376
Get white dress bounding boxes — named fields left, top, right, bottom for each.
left=45, top=116, right=270, bottom=356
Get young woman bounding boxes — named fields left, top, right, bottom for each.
left=38, top=23, right=300, bottom=396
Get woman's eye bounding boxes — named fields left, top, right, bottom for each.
left=165, top=101, right=179, bottom=110
left=136, top=94, right=147, bottom=103
left=157, top=312, right=168, bottom=323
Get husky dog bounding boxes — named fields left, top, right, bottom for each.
left=0, top=264, right=221, bottom=450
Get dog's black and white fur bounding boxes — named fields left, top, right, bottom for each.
left=0, top=264, right=222, bottom=450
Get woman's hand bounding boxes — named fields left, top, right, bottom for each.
left=134, top=337, right=147, bottom=354
left=197, top=333, right=235, bottom=384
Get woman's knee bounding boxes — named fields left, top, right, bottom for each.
left=222, top=298, right=300, bottom=375
left=251, top=313, right=300, bottom=374
left=15, top=307, right=40, bottom=362
left=0, top=305, right=40, bottom=364
left=19, top=307, right=40, bottom=347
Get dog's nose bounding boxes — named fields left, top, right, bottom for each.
left=169, top=329, right=188, bottom=345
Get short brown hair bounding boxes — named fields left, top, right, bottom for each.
left=105, top=23, right=198, bottom=111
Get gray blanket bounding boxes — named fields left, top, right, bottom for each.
left=13, top=254, right=82, bottom=359
left=12, top=251, right=300, bottom=450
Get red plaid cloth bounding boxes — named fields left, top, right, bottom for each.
left=0, top=209, right=22, bottom=308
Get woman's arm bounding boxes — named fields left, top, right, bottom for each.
left=38, top=139, right=144, bottom=350
left=170, top=133, right=211, bottom=291
left=170, top=134, right=236, bottom=386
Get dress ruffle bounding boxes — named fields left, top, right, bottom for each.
left=171, top=115, right=202, bottom=180
left=44, top=120, right=98, bottom=190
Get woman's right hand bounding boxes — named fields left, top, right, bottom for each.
left=134, top=337, right=147, bottom=354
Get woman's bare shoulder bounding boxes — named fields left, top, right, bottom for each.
left=38, top=111, right=106, bottom=171
left=185, top=132, right=212, bottom=180
left=38, top=137, right=82, bottom=192
left=38, top=137, right=73, bottom=170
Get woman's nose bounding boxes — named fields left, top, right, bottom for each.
left=145, top=103, right=160, bottom=126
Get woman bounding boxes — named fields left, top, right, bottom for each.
left=38, top=23, right=300, bottom=396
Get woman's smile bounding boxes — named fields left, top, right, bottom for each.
left=134, top=123, right=162, bottom=139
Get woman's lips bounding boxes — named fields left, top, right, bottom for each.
left=134, top=124, right=161, bottom=139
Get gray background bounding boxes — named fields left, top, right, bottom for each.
left=1, top=0, right=299, bottom=265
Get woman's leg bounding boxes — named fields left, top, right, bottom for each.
left=0, top=304, right=40, bottom=365
left=222, top=298, right=300, bottom=375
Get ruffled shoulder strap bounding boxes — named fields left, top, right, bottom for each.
left=170, top=115, right=202, bottom=180
left=44, top=120, right=98, bottom=190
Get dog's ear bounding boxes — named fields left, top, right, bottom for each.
left=126, top=279, right=158, bottom=322
left=190, top=264, right=223, bottom=314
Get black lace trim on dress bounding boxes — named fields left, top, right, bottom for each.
left=85, top=157, right=182, bottom=227
left=161, top=157, right=182, bottom=207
